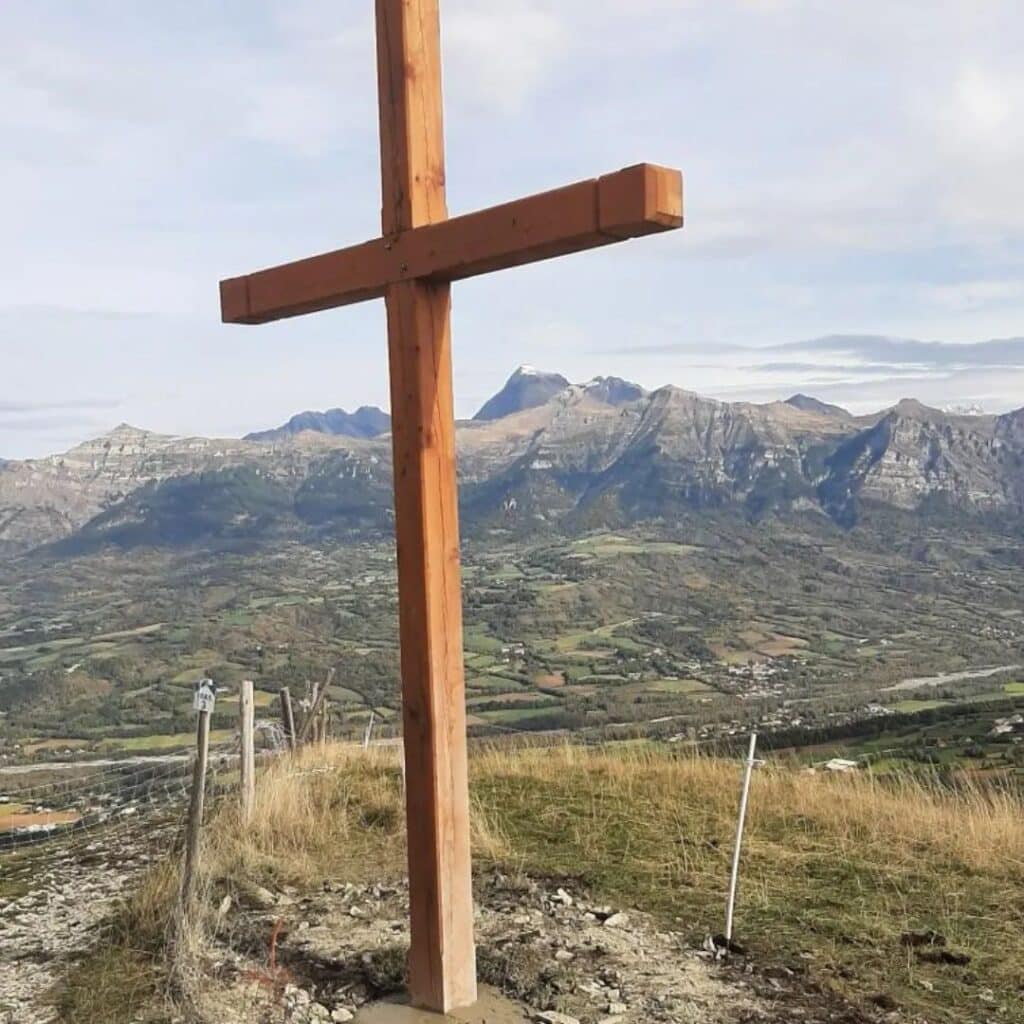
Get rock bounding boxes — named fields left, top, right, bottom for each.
left=284, top=984, right=311, bottom=1007
left=246, top=884, right=279, bottom=910
left=603, top=912, right=629, bottom=929
left=553, top=888, right=573, bottom=907
left=332, top=1009, right=355, bottom=1023
left=554, top=949, right=575, bottom=962
left=606, top=1001, right=627, bottom=1014
left=535, top=1014, right=580, bottom=1024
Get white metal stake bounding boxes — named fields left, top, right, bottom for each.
left=363, top=710, right=376, bottom=750
left=725, top=731, right=760, bottom=946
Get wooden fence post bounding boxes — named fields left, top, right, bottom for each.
left=172, top=681, right=214, bottom=978
left=298, top=669, right=333, bottom=746
left=239, top=680, right=255, bottom=822
left=310, top=682, right=321, bottom=744
left=280, top=687, right=296, bottom=751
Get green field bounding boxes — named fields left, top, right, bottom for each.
left=1, top=518, right=1022, bottom=755
left=891, top=698, right=950, bottom=713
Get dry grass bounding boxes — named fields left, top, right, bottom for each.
left=204, top=744, right=408, bottom=890
left=55, top=860, right=178, bottom=1022
left=56, top=741, right=1024, bottom=1022
left=471, top=745, right=1024, bottom=1020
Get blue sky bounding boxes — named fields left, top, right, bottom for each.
left=2, top=0, right=1023, bottom=458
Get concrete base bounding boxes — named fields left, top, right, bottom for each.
left=354, top=985, right=529, bottom=1023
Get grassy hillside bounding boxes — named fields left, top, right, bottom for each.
left=58, top=744, right=1024, bottom=1022
left=4, top=518, right=1023, bottom=752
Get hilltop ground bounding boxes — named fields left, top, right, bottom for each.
left=38, top=743, right=1024, bottom=1024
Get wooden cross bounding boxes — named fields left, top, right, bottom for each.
left=220, top=0, right=683, bottom=1012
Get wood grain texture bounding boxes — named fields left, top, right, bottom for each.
left=220, top=165, right=683, bottom=324
left=598, top=164, right=684, bottom=238
left=376, top=0, right=447, bottom=235
left=376, top=0, right=477, bottom=1011
left=239, top=679, right=255, bottom=822
left=386, top=277, right=476, bottom=1011
left=176, top=709, right=210, bottom=927
left=218, top=2, right=686, bottom=1013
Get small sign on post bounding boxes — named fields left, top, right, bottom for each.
left=193, top=678, right=217, bottom=715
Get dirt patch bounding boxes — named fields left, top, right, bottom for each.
left=756, top=635, right=809, bottom=658
left=188, top=869, right=883, bottom=1024
left=534, top=673, right=565, bottom=688
left=0, top=810, right=80, bottom=832
left=0, top=819, right=173, bottom=1022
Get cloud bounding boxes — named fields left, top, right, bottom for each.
left=709, top=367, right=1024, bottom=416
left=785, top=335, right=1024, bottom=369
left=1, top=1, right=1023, bottom=456
left=0, top=413, right=113, bottom=434
left=588, top=333, right=1024, bottom=417
left=919, top=280, right=1024, bottom=313
left=606, top=335, right=1024, bottom=369
left=445, top=6, right=567, bottom=114
left=0, top=398, right=122, bottom=416
left=750, top=362, right=927, bottom=377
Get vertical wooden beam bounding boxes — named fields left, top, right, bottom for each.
left=376, top=0, right=476, bottom=1011
left=299, top=670, right=332, bottom=746
left=169, top=703, right=211, bottom=991
left=280, top=687, right=296, bottom=752
left=310, top=681, right=320, bottom=745
left=376, top=0, right=448, bottom=237
left=239, top=680, right=255, bottom=822
left=178, top=706, right=210, bottom=925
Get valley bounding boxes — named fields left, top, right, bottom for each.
left=0, top=369, right=1022, bottom=764
left=1, top=513, right=1021, bottom=764
left=1, top=372, right=1023, bottom=1024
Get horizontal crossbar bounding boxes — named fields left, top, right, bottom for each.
left=220, top=163, right=682, bottom=325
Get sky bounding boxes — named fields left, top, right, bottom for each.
left=2, top=0, right=1023, bottom=459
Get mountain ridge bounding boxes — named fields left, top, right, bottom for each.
left=1, top=372, right=1021, bottom=555
left=245, top=405, right=391, bottom=442
left=472, top=366, right=572, bottom=421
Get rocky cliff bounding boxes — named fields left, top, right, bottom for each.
left=1, top=378, right=1021, bottom=554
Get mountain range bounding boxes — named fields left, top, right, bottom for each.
left=245, top=405, right=391, bottom=442
left=0, top=367, right=1021, bottom=555
left=238, top=366, right=649, bottom=439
